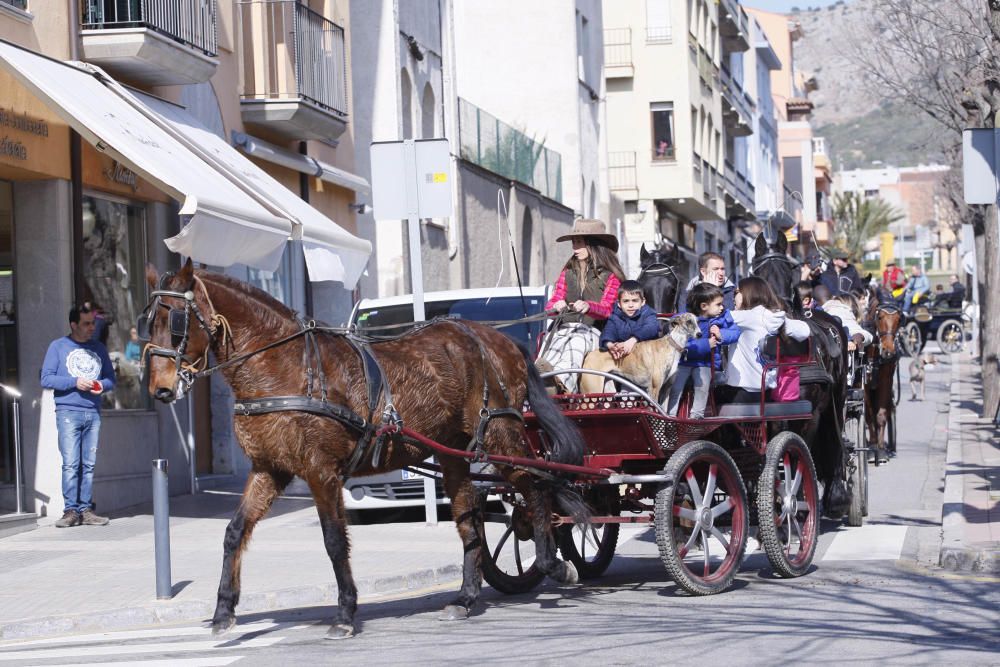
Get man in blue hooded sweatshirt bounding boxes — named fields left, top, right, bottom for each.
left=41, top=304, right=116, bottom=527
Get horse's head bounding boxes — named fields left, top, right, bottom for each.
left=638, top=243, right=681, bottom=313
left=866, top=285, right=901, bottom=359
left=751, top=225, right=798, bottom=308
left=140, top=259, right=220, bottom=403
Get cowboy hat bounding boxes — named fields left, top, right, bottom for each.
left=556, top=219, right=619, bottom=252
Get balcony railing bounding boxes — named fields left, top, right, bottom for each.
left=82, top=0, right=217, bottom=56
left=2, top=0, right=27, bottom=10
left=646, top=25, right=672, bottom=43
left=604, top=28, right=632, bottom=67
left=697, top=46, right=717, bottom=86
left=458, top=98, right=562, bottom=203
left=608, top=151, right=637, bottom=191
left=239, top=0, right=348, bottom=117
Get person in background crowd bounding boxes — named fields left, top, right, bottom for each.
left=124, top=326, right=142, bottom=363
left=882, top=260, right=907, bottom=298
left=40, top=304, right=116, bottom=528
left=902, top=265, right=930, bottom=314
left=796, top=281, right=815, bottom=312
left=678, top=251, right=737, bottom=313
left=537, top=219, right=625, bottom=394
left=814, top=248, right=862, bottom=297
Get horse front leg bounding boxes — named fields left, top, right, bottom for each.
left=307, top=479, right=358, bottom=639
left=439, top=456, right=483, bottom=620
left=212, top=468, right=292, bottom=635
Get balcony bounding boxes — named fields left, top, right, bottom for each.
left=720, top=66, right=753, bottom=137
left=458, top=98, right=562, bottom=203
left=723, top=160, right=755, bottom=215
left=696, top=46, right=718, bottom=88
left=608, top=151, right=637, bottom=192
left=718, top=0, right=749, bottom=53
left=80, top=0, right=219, bottom=86
left=238, top=0, right=349, bottom=142
left=604, top=28, right=633, bottom=79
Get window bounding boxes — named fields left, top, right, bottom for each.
left=651, top=102, right=675, bottom=160
left=646, top=0, right=672, bottom=42
left=80, top=194, right=148, bottom=410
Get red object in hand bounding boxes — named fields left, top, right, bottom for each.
left=91, top=380, right=102, bottom=392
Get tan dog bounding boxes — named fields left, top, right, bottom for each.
left=580, top=313, right=701, bottom=399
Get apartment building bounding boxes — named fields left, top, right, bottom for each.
left=0, top=0, right=371, bottom=526
left=747, top=7, right=831, bottom=256
left=603, top=0, right=760, bottom=282
left=837, top=164, right=957, bottom=273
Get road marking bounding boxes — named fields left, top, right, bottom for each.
left=821, top=525, right=909, bottom=561
left=0, top=621, right=298, bottom=647
left=48, top=659, right=240, bottom=667
left=0, top=636, right=283, bottom=661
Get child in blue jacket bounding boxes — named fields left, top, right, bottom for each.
left=666, top=282, right=740, bottom=418
left=599, top=280, right=660, bottom=360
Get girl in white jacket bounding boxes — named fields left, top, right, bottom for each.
left=820, top=294, right=873, bottom=352
left=726, top=277, right=811, bottom=402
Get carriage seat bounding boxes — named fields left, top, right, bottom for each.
left=717, top=400, right=813, bottom=418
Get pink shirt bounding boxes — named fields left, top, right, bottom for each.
left=546, top=270, right=621, bottom=321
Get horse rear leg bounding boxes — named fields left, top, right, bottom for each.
left=438, top=456, right=484, bottom=620
left=212, top=468, right=292, bottom=635
left=508, top=469, right=578, bottom=586
left=307, top=479, right=358, bottom=639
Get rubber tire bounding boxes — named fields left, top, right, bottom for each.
left=756, top=432, right=820, bottom=578
left=654, top=440, right=749, bottom=596
left=479, top=496, right=545, bottom=594
left=936, top=319, right=964, bottom=354
left=558, top=522, right=620, bottom=579
left=902, top=322, right=922, bottom=357
left=846, top=413, right=867, bottom=527
left=887, top=408, right=897, bottom=456
left=893, top=362, right=901, bottom=408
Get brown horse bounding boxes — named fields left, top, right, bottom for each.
left=863, top=286, right=902, bottom=463
left=141, top=260, right=586, bottom=638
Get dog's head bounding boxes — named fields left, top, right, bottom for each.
left=669, top=313, right=701, bottom=341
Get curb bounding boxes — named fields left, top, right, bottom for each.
left=0, top=564, right=463, bottom=641
left=939, top=356, right=1000, bottom=574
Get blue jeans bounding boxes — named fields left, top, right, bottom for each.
left=56, top=410, right=102, bottom=512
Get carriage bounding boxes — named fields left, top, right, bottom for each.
left=476, top=345, right=821, bottom=597
left=900, top=299, right=970, bottom=356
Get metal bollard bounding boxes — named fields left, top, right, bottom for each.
left=152, top=459, right=172, bottom=600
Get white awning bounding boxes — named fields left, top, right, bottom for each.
left=0, top=39, right=290, bottom=271
left=0, top=39, right=372, bottom=286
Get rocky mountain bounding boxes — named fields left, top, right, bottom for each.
left=787, top=0, right=950, bottom=169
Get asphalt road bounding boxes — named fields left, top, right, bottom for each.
left=1, top=358, right=997, bottom=665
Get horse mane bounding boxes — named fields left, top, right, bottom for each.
left=195, top=270, right=299, bottom=333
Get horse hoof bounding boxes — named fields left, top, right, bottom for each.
left=325, top=624, right=355, bottom=640
left=439, top=605, right=470, bottom=621
left=211, top=617, right=235, bottom=636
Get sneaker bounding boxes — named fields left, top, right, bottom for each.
left=54, top=510, right=80, bottom=528
left=80, top=509, right=110, bottom=526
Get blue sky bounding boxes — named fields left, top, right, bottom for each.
left=743, top=0, right=842, bottom=13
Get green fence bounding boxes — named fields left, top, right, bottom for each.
left=458, top=98, right=562, bottom=203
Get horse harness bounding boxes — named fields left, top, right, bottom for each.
left=141, top=276, right=524, bottom=477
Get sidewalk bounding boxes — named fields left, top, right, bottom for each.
left=940, top=353, right=1000, bottom=573
left=0, top=482, right=466, bottom=640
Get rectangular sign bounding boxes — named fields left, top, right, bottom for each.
left=370, top=139, right=453, bottom=220
left=962, top=128, right=996, bottom=205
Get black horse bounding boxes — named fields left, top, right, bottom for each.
left=637, top=243, right=682, bottom=315
left=749, top=225, right=852, bottom=518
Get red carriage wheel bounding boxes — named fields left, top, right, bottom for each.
left=558, top=488, right=620, bottom=579
left=845, top=411, right=868, bottom=527
left=479, top=493, right=545, bottom=594
left=756, top=431, right=819, bottom=578
left=654, top=441, right=749, bottom=595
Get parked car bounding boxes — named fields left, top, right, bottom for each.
left=344, top=285, right=551, bottom=513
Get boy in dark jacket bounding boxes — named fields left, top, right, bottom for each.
left=666, top=283, right=740, bottom=418
left=599, top=280, right=660, bottom=360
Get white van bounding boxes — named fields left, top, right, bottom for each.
left=343, top=285, right=551, bottom=512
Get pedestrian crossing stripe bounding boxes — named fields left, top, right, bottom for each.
left=0, top=636, right=284, bottom=662
left=821, top=525, right=908, bottom=561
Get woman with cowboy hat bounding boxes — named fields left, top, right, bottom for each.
left=536, top=219, right=625, bottom=393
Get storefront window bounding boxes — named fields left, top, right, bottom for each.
left=81, top=194, right=149, bottom=410
left=247, top=245, right=292, bottom=306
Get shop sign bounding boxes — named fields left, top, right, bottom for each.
left=103, top=160, right=138, bottom=191
left=0, top=106, right=49, bottom=162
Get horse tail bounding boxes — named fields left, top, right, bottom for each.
left=519, top=344, right=584, bottom=466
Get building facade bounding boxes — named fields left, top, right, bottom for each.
left=0, top=0, right=370, bottom=524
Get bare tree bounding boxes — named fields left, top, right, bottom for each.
left=851, top=0, right=1000, bottom=421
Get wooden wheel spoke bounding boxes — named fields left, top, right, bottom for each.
left=493, top=525, right=513, bottom=562
left=709, top=526, right=731, bottom=553
left=711, top=497, right=734, bottom=520
left=685, top=468, right=704, bottom=506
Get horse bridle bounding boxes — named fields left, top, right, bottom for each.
left=751, top=251, right=800, bottom=304
left=637, top=261, right=679, bottom=282
left=137, top=271, right=225, bottom=398
left=865, top=291, right=901, bottom=360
